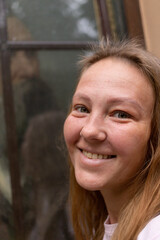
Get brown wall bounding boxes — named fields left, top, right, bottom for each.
left=139, top=0, right=160, bottom=57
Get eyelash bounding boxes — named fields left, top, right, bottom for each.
left=112, top=110, right=131, bottom=119
left=73, top=105, right=89, bottom=113
left=73, top=105, right=132, bottom=120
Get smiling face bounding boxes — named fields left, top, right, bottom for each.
left=64, top=57, right=155, bottom=195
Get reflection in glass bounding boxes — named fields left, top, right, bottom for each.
left=6, top=0, right=99, bottom=41
left=0, top=60, right=13, bottom=239
left=9, top=49, right=82, bottom=239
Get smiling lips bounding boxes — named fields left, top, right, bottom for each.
left=82, top=150, right=116, bottom=160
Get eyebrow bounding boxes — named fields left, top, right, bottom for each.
left=107, top=97, right=145, bottom=112
left=72, top=92, right=91, bottom=103
left=72, top=92, right=144, bottom=112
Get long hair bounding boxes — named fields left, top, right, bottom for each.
left=69, top=38, right=160, bottom=240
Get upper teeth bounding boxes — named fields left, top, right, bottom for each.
left=83, top=150, right=114, bottom=160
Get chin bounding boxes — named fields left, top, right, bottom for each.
left=75, top=173, right=102, bottom=191
left=78, top=181, right=100, bottom=191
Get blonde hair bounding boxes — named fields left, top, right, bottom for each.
left=69, top=38, right=160, bottom=240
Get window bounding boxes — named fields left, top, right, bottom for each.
left=0, top=0, right=143, bottom=239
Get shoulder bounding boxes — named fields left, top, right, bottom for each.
left=137, top=215, right=160, bottom=240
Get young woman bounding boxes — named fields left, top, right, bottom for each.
left=63, top=39, right=160, bottom=240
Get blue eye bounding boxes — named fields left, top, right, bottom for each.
left=113, top=111, right=131, bottom=119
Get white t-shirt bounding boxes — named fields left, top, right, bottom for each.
left=102, top=221, right=117, bottom=240
left=102, top=217, right=117, bottom=240
left=138, top=215, right=160, bottom=240
left=103, top=215, right=160, bottom=240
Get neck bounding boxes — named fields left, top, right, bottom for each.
left=101, top=185, right=132, bottom=224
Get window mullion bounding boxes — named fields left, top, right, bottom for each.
left=96, top=0, right=112, bottom=38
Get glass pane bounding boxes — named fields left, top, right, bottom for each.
left=11, top=49, right=82, bottom=239
left=6, top=0, right=99, bottom=41
left=0, top=60, right=13, bottom=239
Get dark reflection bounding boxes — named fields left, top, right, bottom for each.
left=0, top=16, right=75, bottom=239
left=23, top=78, right=58, bottom=117
left=13, top=76, right=58, bottom=144
left=21, top=112, right=73, bottom=240
left=0, top=71, right=74, bottom=239
left=13, top=72, right=74, bottom=239
left=12, top=58, right=74, bottom=239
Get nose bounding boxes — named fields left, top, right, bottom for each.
left=80, top=115, right=107, bottom=142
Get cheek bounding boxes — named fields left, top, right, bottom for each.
left=109, top=124, right=151, bottom=157
left=63, top=116, right=81, bottom=148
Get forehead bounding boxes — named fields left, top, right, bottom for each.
left=78, top=57, right=151, bottom=89
left=75, top=58, right=155, bottom=111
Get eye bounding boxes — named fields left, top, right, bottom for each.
left=112, top=110, right=131, bottom=119
left=74, top=105, right=89, bottom=113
